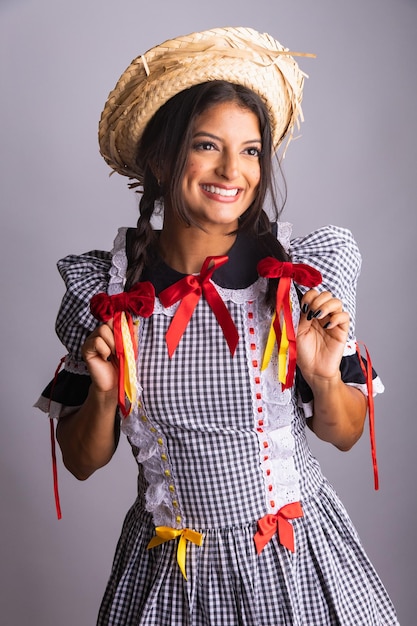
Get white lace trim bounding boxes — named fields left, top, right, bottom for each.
left=108, top=227, right=128, bottom=295
left=347, top=375, right=385, bottom=397
left=64, top=356, right=89, bottom=375
left=277, top=221, right=293, bottom=252
left=344, top=340, right=357, bottom=357
left=121, top=400, right=184, bottom=528
left=33, top=396, right=81, bottom=420
left=153, top=277, right=267, bottom=317
left=245, top=284, right=302, bottom=513
left=120, top=321, right=184, bottom=528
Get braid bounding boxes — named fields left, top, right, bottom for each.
left=125, top=171, right=159, bottom=290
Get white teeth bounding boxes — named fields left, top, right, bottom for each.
left=202, top=185, right=239, bottom=197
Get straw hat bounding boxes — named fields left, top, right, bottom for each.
left=99, top=26, right=309, bottom=180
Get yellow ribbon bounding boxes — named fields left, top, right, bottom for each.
left=262, top=310, right=277, bottom=373
left=120, top=313, right=138, bottom=410
left=147, top=526, right=204, bottom=580
left=261, top=311, right=291, bottom=386
left=278, top=319, right=290, bottom=385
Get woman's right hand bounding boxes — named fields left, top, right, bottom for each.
left=57, top=322, right=120, bottom=479
left=81, top=322, right=119, bottom=394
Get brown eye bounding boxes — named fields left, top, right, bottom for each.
left=193, top=142, right=217, bottom=151
left=245, top=147, right=262, bottom=157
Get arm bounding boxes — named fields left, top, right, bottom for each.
left=56, top=323, right=119, bottom=480
left=296, top=290, right=367, bottom=451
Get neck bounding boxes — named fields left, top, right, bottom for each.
left=158, top=219, right=237, bottom=275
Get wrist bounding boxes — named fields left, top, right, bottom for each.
left=302, top=371, right=343, bottom=396
left=88, top=383, right=118, bottom=407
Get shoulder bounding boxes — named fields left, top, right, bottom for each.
left=57, top=249, right=112, bottom=296
left=57, top=227, right=129, bottom=294
left=55, top=228, right=129, bottom=359
left=289, top=225, right=362, bottom=285
left=289, top=225, right=362, bottom=339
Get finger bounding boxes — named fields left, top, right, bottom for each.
left=98, top=322, right=116, bottom=347
left=311, top=298, right=344, bottom=322
left=301, top=291, right=343, bottom=321
left=82, top=324, right=116, bottom=361
left=82, top=336, right=112, bottom=362
left=300, top=289, right=320, bottom=315
left=320, top=311, right=350, bottom=331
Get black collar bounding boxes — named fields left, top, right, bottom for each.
left=140, top=230, right=270, bottom=294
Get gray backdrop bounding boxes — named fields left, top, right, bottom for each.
left=1, top=0, right=416, bottom=624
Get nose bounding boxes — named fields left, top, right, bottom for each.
left=215, top=150, right=240, bottom=180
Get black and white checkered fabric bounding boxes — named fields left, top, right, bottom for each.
left=55, top=250, right=112, bottom=363
left=46, top=226, right=398, bottom=625
left=290, top=224, right=361, bottom=341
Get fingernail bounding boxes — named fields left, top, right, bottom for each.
left=312, top=309, right=322, bottom=319
left=302, top=303, right=309, bottom=314
left=323, top=321, right=331, bottom=329
left=307, top=310, right=314, bottom=321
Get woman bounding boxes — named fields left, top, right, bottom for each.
left=36, top=27, right=398, bottom=625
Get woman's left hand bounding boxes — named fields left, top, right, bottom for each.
left=296, top=289, right=349, bottom=384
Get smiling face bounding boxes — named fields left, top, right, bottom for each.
left=178, top=101, right=262, bottom=234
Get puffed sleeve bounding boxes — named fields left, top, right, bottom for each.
left=289, top=225, right=384, bottom=416
left=34, top=250, right=112, bottom=418
left=290, top=224, right=360, bottom=340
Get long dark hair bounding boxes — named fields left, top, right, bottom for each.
left=125, top=80, right=289, bottom=290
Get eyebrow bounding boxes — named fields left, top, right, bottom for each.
left=193, top=131, right=262, bottom=144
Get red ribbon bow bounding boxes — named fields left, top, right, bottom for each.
left=254, top=502, right=304, bottom=554
left=90, top=282, right=155, bottom=416
left=257, top=258, right=322, bottom=389
left=159, top=256, right=239, bottom=358
left=90, top=281, right=155, bottom=321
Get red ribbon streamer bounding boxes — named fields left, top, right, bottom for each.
left=257, top=259, right=322, bottom=389
left=159, top=256, right=239, bottom=358
left=356, top=341, right=379, bottom=491
left=254, top=502, right=304, bottom=554
left=47, top=355, right=66, bottom=520
left=90, top=282, right=155, bottom=416
left=49, top=417, right=61, bottom=520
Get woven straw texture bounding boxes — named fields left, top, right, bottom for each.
left=98, top=27, right=307, bottom=180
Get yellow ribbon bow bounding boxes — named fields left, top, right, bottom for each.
left=147, top=526, right=204, bottom=580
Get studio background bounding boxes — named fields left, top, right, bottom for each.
left=1, top=0, right=415, bottom=624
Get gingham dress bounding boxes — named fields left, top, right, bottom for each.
left=37, top=224, right=399, bottom=625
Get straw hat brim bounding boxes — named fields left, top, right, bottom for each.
left=98, top=26, right=307, bottom=180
